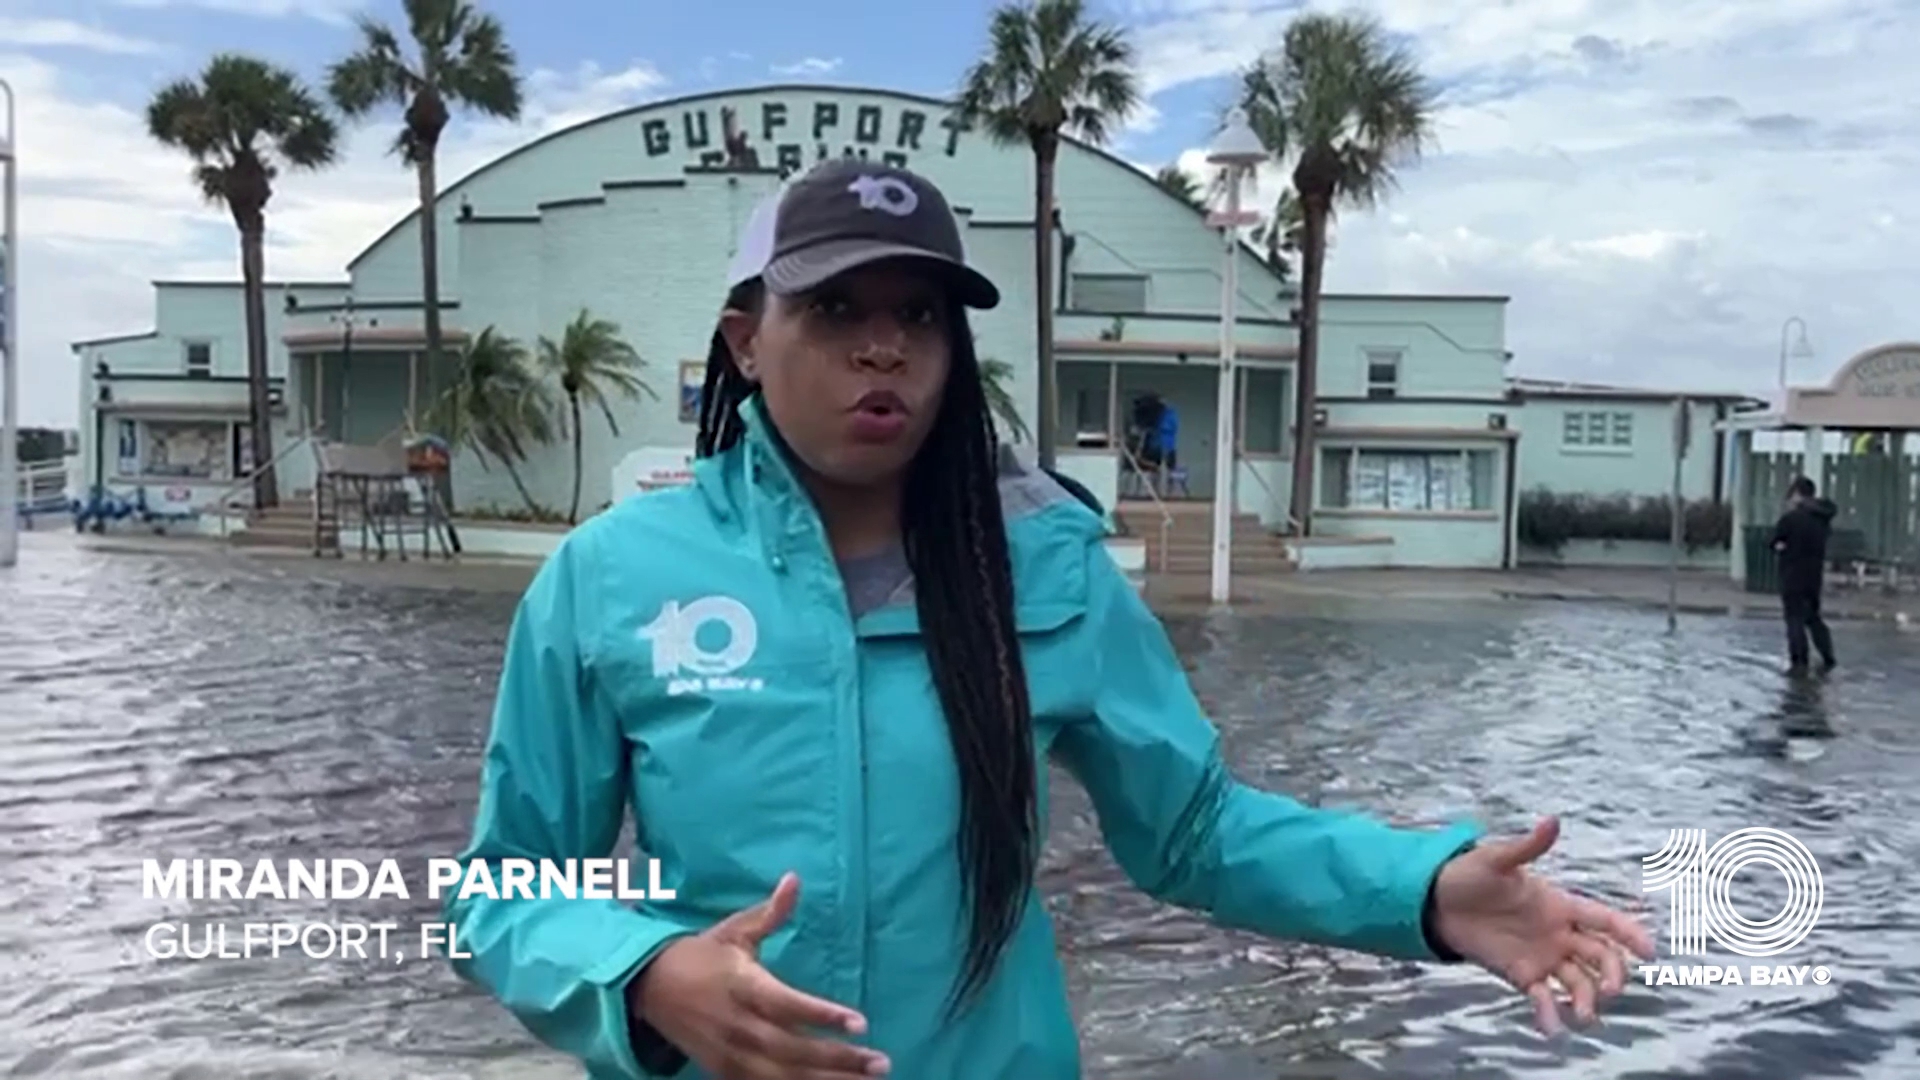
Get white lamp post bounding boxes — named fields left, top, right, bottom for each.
left=1778, top=316, right=1813, bottom=401
left=1204, top=107, right=1268, bottom=604
left=0, top=78, right=18, bottom=569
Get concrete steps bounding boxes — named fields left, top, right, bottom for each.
left=1117, top=500, right=1296, bottom=575
left=229, top=495, right=336, bottom=551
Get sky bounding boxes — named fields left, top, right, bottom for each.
left=4, top=0, right=1917, bottom=429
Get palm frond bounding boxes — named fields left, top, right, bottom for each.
left=956, top=0, right=1140, bottom=148
left=431, top=326, right=557, bottom=465
left=1235, top=10, right=1437, bottom=211
left=977, top=356, right=1030, bottom=444
left=147, top=53, right=339, bottom=205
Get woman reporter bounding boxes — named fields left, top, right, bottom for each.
left=443, top=159, right=1653, bottom=1080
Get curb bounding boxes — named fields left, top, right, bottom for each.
left=1496, top=590, right=1913, bottom=623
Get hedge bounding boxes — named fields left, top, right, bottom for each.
left=1516, top=488, right=1732, bottom=555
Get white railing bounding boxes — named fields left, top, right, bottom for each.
left=1116, top=441, right=1172, bottom=573
left=14, top=460, right=68, bottom=519
left=1235, top=446, right=1303, bottom=535
left=211, top=424, right=322, bottom=538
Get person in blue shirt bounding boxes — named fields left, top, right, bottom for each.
left=1153, top=398, right=1178, bottom=471
left=445, top=159, right=1655, bottom=1080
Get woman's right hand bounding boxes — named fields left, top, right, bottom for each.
left=629, top=873, right=891, bottom=1079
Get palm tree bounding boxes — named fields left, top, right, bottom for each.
left=534, top=309, right=655, bottom=524
left=1153, top=164, right=1204, bottom=210
left=1250, top=186, right=1307, bottom=283
left=148, top=55, right=338, bottom=509
left=326, top=0, right=522, bottom=423
left=978, top=356, right=1030, bottom=445
left=427, top=327, right=555, bottom=516
left=1239, top=11, right=1436, bottom=533
left=957, top=0, right=1139, bottom=471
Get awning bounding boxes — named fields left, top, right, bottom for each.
left=282, top=326, right=471, bottom=353
left=97, top=404, right=265, bottom=420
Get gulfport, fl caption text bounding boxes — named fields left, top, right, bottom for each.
left=141, top=857, right=676, bottom=961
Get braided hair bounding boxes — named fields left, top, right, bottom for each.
left=698, top=278, right=1039, bottom=1015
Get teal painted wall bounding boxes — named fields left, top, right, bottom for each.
left=73, top=281, right=346, bottom=499
left=1512, top=395, right=1731, bottom=502
left=1316, top=295, right=1508, bottom=399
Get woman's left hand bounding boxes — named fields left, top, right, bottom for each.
left=1428, top=815, right=1658, bottom=1034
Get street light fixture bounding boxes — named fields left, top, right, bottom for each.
left=1778, top=316, right=1814, bottom=396
left=1204, top=107, right=1268, bottom=604
left=1, top=78, right=18, bottom=568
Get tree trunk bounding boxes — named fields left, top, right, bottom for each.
left=503, top=458, right=544, bottom=517
left=1033, top=136, right=1059, bottom=470
left=1287, top=193, right=1332, bottom=535
left=238, top=220, right=278, bottom=509
left=415, top=147, right=453, bottom=514
left=568, top=392, right=584, bottom=524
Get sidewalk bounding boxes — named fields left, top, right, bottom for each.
left=28, top=529, right=1920, bottom=625
left=1144, top=565, right=1917, bottom=623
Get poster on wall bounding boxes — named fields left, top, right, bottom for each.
left=144, top=420, right=228, bottom=479
left=678, top=360, right=704, bottom=424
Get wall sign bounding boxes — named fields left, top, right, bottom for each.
left=611, top=446, right=698, bottom=498
left=1847, top=348, right=1920, bottom=400
left=640, top=97, right=971, bottom=175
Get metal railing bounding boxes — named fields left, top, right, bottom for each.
left=13, top=460, right=68, bottom=520
left=1115, top=440, right=1172, bottom=573
left=1234, top=446, right=1303, bottom=535
left=210, top=418, right=321, bottom=538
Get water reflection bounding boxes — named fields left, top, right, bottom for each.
left=3, top=536, right=1917, bottom=1079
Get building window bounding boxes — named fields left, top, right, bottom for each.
left=142, top=420, right=231, bottom=480
left=1563, top=409, right=1632, bottom=447
left=1067, top=273, right=1148, bottom=313
left=232, top=423, right=255, bottom=477
left=116, top=419, right=139, bottom=475
left=1073, top=388, right=1104, bottom=432
left=1364, top=350, right=1401, bottom=399
left=183, top=342, right=213, bottom=378
left=1319, top=446, right=1497, bottom=512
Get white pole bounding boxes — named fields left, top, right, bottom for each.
left=1209, top=166, right=1241, bottom=604
left=1667, top=396, right=1688, bottom=632
left=0, top=78, right=18, bottom=569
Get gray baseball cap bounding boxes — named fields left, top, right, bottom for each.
left=725, top=158, right=999, bottom=309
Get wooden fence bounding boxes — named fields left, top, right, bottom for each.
left=1745, top=450, right=1919, bottom=566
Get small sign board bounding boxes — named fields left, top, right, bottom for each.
left=610, top=446, right=697, bottom=498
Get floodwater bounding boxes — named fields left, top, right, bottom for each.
left=3, top=534, right=1918, bottom=1079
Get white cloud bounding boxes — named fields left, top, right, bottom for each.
left=1144, top=0, right=1920, bottom=396
left=15, top=0, right=1920, bottom=428
left=769, top=57, right=842, bottom=78
left=0, top=17, right=159, bottom=54
left=110, top=0, right=361, bottom=23
left=5, top=49, right=670, bottom=428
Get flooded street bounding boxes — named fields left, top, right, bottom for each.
left=4, top=535, right=1918, bottom=1079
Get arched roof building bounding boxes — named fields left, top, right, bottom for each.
left=72, top=82, right=1578, bottom=571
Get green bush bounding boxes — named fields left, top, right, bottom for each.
left=1516, top=488, right=1731, bottom=554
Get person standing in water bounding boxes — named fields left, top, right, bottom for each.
left=1773, top=475, right=1839, bottom=674
left=443, top=159, right=1654, bottom=1080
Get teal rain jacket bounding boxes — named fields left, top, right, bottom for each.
left=445, top=400, right=1485, bottom=1079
